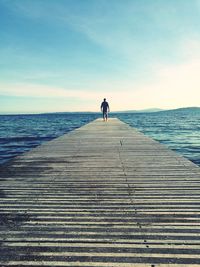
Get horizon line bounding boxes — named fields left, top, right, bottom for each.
left=0, top=106, right=199, bottom=116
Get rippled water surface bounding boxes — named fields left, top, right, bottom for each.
left=0, top=109, right=199, bottom=166
left=117, top=109, right=200, bottom=166
left=0, top=113, right=98, bottom=165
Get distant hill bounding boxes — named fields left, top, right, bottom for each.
left=41, top=107, right=200, bottom=115
left=160, top=107, right=200, bottom=113
left=116, top=107, right=200, bottom=114
left=115, top=108, right=164, bottom=113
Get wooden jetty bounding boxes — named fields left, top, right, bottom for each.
left=0, top=118, right=200, bottom=267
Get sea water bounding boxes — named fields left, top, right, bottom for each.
left=0, top=109, right=199, bottom=166
left=0, top=113, right=98, bottom=165
left=117, top=109, right=200, bottom=166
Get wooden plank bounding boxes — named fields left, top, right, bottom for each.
left=0, top=118, right=200, bottom=266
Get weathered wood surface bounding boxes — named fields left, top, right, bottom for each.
left=0, top=118, right=200, bottom=267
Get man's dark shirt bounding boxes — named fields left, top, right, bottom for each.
left=101, top=101, right=109, bottom=112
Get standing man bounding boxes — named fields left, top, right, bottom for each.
left=101, top=98, right=110, bottom=121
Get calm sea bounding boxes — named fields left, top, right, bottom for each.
left=0, top=109, right=199, bottom=166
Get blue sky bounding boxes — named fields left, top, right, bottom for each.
left=0, top=0, right=200, bottom=113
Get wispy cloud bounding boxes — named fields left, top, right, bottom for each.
left=0, top=82, right=95, bottom=99
left=1, top=0, right=200, bottom=112
left=1, top=43, right=200, bottom=110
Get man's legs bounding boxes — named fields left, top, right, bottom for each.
left=103, top=111, right=105, bottom=121
left=103, top=111, right=108, bottom=121
left=105, top=112, right=108, bottom=121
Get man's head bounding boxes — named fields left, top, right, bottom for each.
left=104, top=98, right=106, bottom=101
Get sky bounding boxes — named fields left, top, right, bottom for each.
left=0, top=0, right=200, bottom=113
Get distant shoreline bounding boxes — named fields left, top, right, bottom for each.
left=0, top=106, right=199, bottom=116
